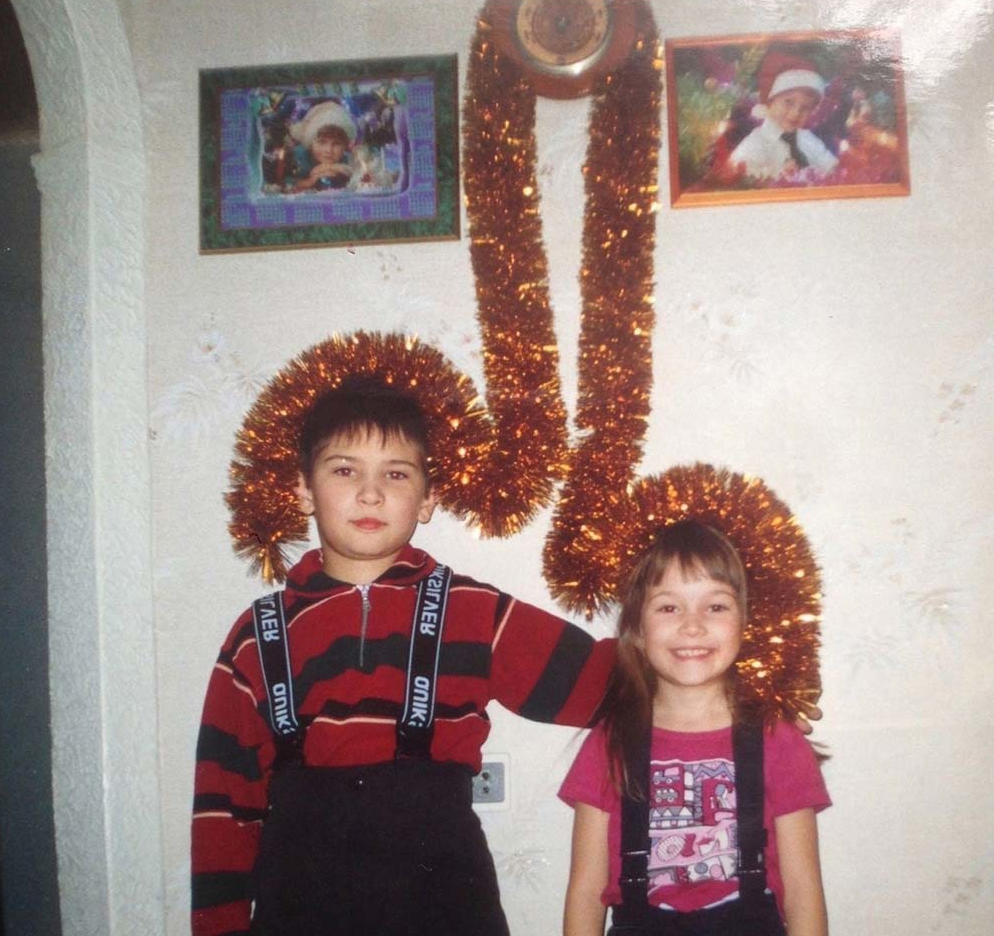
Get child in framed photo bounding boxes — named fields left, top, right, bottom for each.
left=727, top=52, right=839, bottom=182
left=287, top=101, right=356, bottom=192
left=258, top=92, right=403, bottom=197
left=665, top=31, right=910, bottom=207
left=200, top=55, right=460, bottom=252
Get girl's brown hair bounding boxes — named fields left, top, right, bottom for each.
left=600, top=519, right=748, bottom=798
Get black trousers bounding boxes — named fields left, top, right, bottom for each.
left=608, top=891, right=786, bottom=936
left=250, top=760, right=509, bottom=936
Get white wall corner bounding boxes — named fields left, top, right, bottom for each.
left=14, top=0, right=165, bottom=933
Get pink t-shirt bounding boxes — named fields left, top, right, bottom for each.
left=558, top=721, right=830, bottom=914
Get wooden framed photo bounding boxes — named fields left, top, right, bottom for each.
left=199, top=55, right=459, bottom=252
left=665, top=30, right=910, bottom=207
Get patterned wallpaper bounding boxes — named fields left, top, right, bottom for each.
left=45, top=0, right=992, bottom=934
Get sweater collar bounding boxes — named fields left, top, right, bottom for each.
left=285, top=543, right=435, bottom=595
left=760, top=117, right=794, bottom=143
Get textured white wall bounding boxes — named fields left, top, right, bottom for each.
left=25, top=0, right=994, bottom=934
left=15, top=0, right=163, bottom=933
left=148, top=1, right=994, bottom=934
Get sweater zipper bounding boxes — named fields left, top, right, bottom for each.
left=357, top=584, right=372, bottom=672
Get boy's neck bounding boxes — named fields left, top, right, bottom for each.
left=652, top=684, right=733, bottom=732
left=320, top=550, right=401, bottom=586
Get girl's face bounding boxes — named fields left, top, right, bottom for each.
left=639, top=561, right=742, bottom=695
left=312, top=134, right=346, bottom=164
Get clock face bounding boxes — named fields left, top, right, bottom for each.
left=515, top=0, right=612, bottom=73
left=491, top=0, right=639, bottom=99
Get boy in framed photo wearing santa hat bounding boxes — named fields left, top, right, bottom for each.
left=728, top=51, right=839, bottom=181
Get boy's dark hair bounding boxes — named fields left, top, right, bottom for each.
left=298, top=376, right=431, bottom=479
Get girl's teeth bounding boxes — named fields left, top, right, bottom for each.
left=674, top=649, right=708, bottom=658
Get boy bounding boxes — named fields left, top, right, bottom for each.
left=728, top=51, right=839, bottom=181
left=191, top=379, right=616, bottom=936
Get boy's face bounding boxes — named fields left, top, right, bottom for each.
left=297, top=428, right=437, bottom=583
left=767, top=88, right=820, bottom=133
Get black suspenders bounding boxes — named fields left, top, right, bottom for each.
left=731, top=721, right=768, bottom=902
left=619, top=731, right=653, bottom=911
left=251, top=566, right=453, bottom=766
left=396, top=564, right=453, bottom=759
left=616, top=722, right=769, bottom=919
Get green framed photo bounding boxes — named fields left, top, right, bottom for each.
left=199, top=54, right=460, bottom=252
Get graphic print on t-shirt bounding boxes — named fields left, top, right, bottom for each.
left=648, top=755, right=738, bottom=902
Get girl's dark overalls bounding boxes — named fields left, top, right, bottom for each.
left=607, top=723, right=786, bottom=936
left=248, top=568, right=509, bottom=936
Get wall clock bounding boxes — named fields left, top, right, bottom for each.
left=491, top=0, right=639, bottom=98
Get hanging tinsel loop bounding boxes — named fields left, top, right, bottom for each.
left=226, top=1, right=823, bottom=723
left=227, top=332, right=498, bottom=581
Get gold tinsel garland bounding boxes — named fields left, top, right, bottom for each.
left=227, top=332, right=500, bottom=581
left=538, top=0, right=663, bottom=612
left=605, top=463, right=821, bottom=723
left=225, top=0, right=822, bottom=722
left=462, top=8, right=571, bottom=512
left=462, top=2, right=820, bottom=720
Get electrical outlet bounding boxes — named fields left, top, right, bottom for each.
left=472, top=755, right=508, bottom=809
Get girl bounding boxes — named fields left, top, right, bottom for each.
left=560, top=520, right=829, bottom=936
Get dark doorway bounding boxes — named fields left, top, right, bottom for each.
left=0, top=1, right=62, bottom=933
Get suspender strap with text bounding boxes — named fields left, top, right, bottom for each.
left=252, top=591, right=303, bottom=766
left=396, top=564, right=453, bottom=760
left=252, top=567, right=453, bottom=765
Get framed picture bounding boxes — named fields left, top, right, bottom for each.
left=665, top=30, right=910, bottom=207
left=199, top=55, right=459, bottom=252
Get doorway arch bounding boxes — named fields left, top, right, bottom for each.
left=10, top=0, right=164, bottom=933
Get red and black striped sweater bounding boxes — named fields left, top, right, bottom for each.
left=191, top=544, right=616, bottom=936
